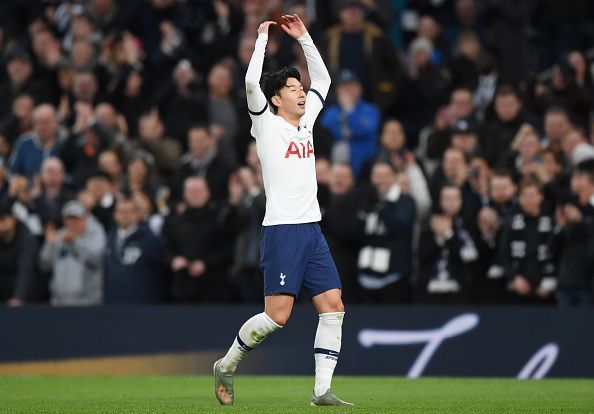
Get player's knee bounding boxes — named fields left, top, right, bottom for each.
left=269, top=311, right=290, bottom=326
left=330, top=299, right=345, bottom=313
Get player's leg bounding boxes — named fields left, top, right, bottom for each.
left=214, top=225, right=306, bottom=405
left=303, top=225, right=353, bottom=406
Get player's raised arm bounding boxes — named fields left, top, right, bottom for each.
left=281, top=14, right=331, bottom=115
left=245, top=21, right=276, bottom=119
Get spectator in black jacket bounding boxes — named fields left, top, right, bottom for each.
left=104, top=197, right=164, bottom=304
left=418, top=183, right=483, bottom=304
left=357, top=161, right=416, bottom=303
left=0, top=203, right=38, bottom=306
left=163, top=176, right=241, bottom=303
left=555, top=160, right=594, bottom=306
left=500, top=177, right=558, bottom=304
left=321, top=162, right=361, bottom=303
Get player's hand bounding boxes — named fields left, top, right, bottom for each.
left=257, top=21, right=276, bottom=36
left=281, top=14, right=307, bottom=39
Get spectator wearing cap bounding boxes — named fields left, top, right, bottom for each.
left=174, top=124, right=234, bottom=204
left=321, top=69, right=380, bottom=178
left=450, top=118, right=483, bottom=158
left=555, top=160, right=594, bottom=306
left=0, top=50, right=47, bottom=119
left=104, top=196, right=165, bottom=304
left=0, top=203, right=38, bottom=306
left=40, top=200, right=106, bottom=306
left=9, top=104, right=66, bottom=178
left=320, top=0, right=402, bottom=113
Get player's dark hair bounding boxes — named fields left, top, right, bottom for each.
left=260, top=67, right=301, bottom=114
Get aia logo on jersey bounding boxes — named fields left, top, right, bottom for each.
left=285, top=140, right=314, bottom=159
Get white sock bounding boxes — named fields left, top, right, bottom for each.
left=313, top=312, right=344, bottom=397
left=219, top=312, right=282, bottom=372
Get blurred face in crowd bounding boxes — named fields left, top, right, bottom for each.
left=86, top=176, right=111, bottom=199
left=561, top=129, right=586, bottom=157
left=381, top=120, right=406, bottom=151
left=451, top=131, right=478, bottom=155
left=517, top=129, right=541, bottom=161
left=173, top=60, right=196, bottom=92
left=490, top=174, right=516, bottom=205
left=450, top=89, right=474, bottom=120
left=95, top=103, right=118, bottom=130
left=456, top=0, right=476, bottom=26
left=7, top=57, right=33, bottom=87
left=440, top=185, right=462, bottom=217
left=337, top=80, right=362, bottom=106
left=115, top=199, right=140, bottom=230
left=33, top=104, right=59, bottom=143
left=544, top=111, right=570, bottom=143
left=329, top=163, right=354, bottom=195
left=73, top=72, right=98, bottom=103
left=65, top=215, right=87, bottom=235
left=71, top=40, right=95, bottom=69
left=71, top=16, right=94, bottom=41
left=32, top=31, right=59, bottom=64
left=458, top=32, right=480, bottom=61
left=238, top=36, right=256, bottom=66
left=207, top=64, right=233, bottom=98
left=0, top=214, right=16, bottom=240
left=568, top=51, right=586, bottom=80
left=127, top=159, right=149, bottom=183
left=315, top=158, right=331, bottom=185
left=151, top=0, right=176, bottom=9
left=443, top=148, right=467, bottom=182
left=92, top=0, right=114, bottom=15
left=125, top=70, right=143, bottom=97
left=41, top=157, right=65, bottom=188
left=518, top=184, right=543, bottom=216
left=340, top=4, right=365, bottom=31
left=184, top=177, right=210, bottom=208
left=13, top=94, right=35, bottom=125
left=371, top=162, right=396, bottom=197
left=571, top=172, right=594, bottom=204
left=495, top=92, right=522, bottom=122
left=132, top=192, right=153, bottom=220
left=542, top=150, right=561, bottom=178
left=418, top=15, right=439, bottom=41
left=188, top=127, right=214, bottom=159
left=99, top=150, right=123, bottom=180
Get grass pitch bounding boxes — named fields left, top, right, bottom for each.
left=0, top=376, right=592, bottom=413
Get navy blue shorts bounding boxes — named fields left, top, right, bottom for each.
left=260, top=223, right=342, bottom=299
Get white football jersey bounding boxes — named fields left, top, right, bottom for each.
left=245, top=32, right=331, bottom=226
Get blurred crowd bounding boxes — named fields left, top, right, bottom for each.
left=0, top=0, right=593, bottom=307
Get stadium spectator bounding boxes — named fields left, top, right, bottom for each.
left=555, top=160, right=594, bottom=306
left=320, top=0, right=402, bottom=112
left=0, top=50, right=46, bottom=119
left=121, top=150, right=158, bottom=198
left=80, top=170, right=117, bottom=231
left=499, top=178, right=558, bottom=304
left=542, top=107, right=572, bottom=158
left=34, top=157, right=74, bottom=230
left=40, top=200, right=106, bottom=306
left=9, top=104, right=66, bottom=178
left=357, top=162, right=416, bottom=303
left=175, top=124, right=234, bottom=204
left=163, top=176, right=242, bottom=303
left=418, top=183, right=483, bottom=304
left=0, top=202, right=38, bottom=306
left=0, top=93, right=35, bottom=148
left=321, top=69, right=380, bottom=178
left=320, top=162, right=361, bottom=303
left=104, top=197, right=165, bottom=304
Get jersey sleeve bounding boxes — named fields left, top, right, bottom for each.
left=245, top=33, right=270, bottom=137
left=297, top=32, right=331, bottom=125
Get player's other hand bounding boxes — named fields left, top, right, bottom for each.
left=257, top=21, right=276, bottom=36
left=281, top=14, right=307, bottom=39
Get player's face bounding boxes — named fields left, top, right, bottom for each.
left=278, top=77, right=306, bottom=118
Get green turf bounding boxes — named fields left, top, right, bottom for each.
left=0, top=376, right=593, bottom=413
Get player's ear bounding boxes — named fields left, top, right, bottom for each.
left=271, top=95, right=282, bottom=108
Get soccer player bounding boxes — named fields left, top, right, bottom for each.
left=213, top=14, right=352, bottom=407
